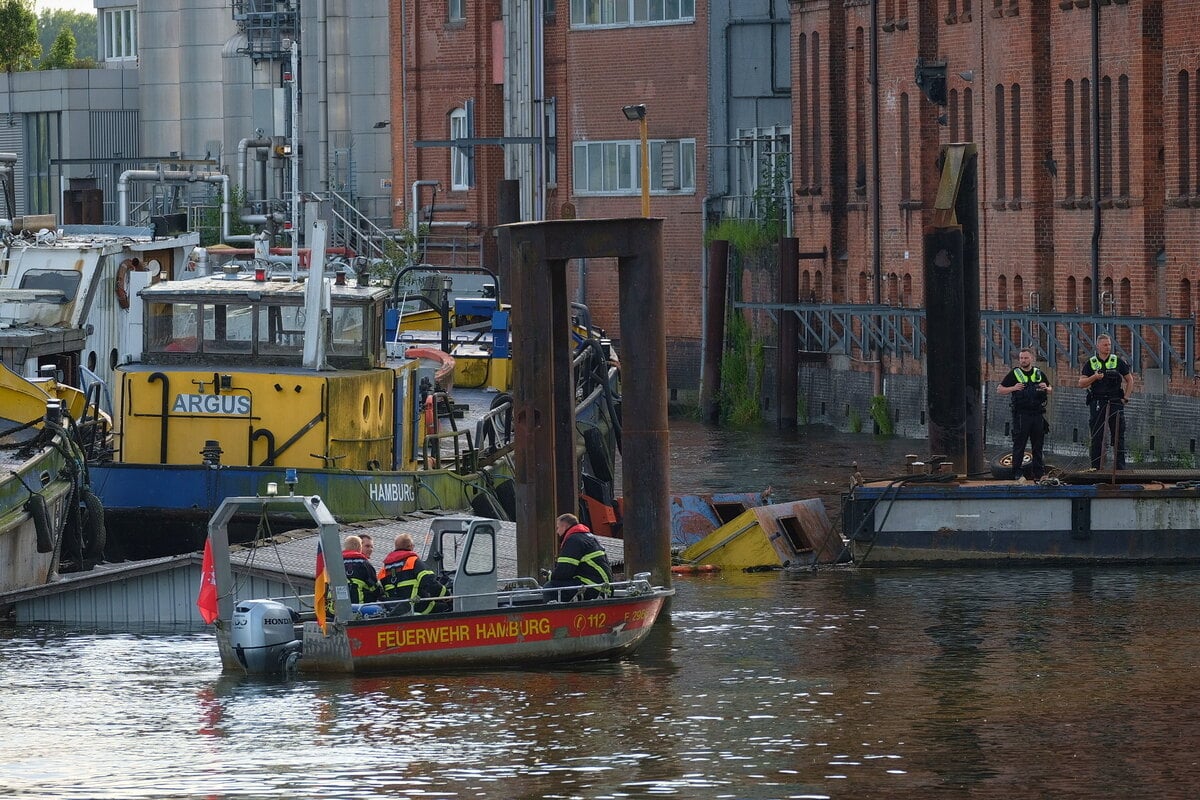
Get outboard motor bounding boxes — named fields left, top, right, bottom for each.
left=230, top=599, right=302, bottom=675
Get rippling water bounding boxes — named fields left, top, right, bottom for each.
left=4, top=425, right=1200, bottom=798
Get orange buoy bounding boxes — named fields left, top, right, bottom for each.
left=671, top=564, right=721, bottom=574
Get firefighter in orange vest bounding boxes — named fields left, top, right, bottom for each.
left=379, top=533, right=447, bottom=614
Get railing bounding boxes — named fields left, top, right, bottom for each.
left=732, top=301, right=1197, bottom=377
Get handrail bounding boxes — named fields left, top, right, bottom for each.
left=732, top=300, right=1196, bottom=377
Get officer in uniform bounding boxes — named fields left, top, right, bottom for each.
left=1078, top=333, right=1134, bottom=470
left=998, top=347, right=1052, bottom=480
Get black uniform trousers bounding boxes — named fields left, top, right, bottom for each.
left=1010, top=411, right=1046, bottom=479
left=1088, top=398, right=1126, bottom=470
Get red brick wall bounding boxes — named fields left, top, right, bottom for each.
left=395, top=3, right=708, bottom=357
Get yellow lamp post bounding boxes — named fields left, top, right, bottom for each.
left=622, top=104, right=649, bottom=217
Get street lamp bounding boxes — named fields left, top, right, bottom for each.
left=622, top=104, right=649, bottom=217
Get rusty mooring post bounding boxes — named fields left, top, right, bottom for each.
left=925, top=144, right=984, bottom=475
left=499, top=218, right=671, bottom=587
left=777, top=237, right=799, bottom=429
left=700, top=239, right=728, bottom=425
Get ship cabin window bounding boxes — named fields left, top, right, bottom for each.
left=145, top=292, right=384, bottom=369
left=19, top=269, right=81, bottom=302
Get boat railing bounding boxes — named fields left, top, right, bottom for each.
left=423, top=396, right=514, bottom=473
left=258, top=573, right=659, bottom=626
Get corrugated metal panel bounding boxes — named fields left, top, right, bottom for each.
left=15, top=564, right=297, bottom=627
left=0, top=118, right=26, bottom=215
left=90, top=110, right=140, bottom=223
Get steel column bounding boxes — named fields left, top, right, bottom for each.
left=777, top=237, right=799, bottom=429
left=499, top=218, right=670, bottom=586
left=700, top=239, right=729, bottom=425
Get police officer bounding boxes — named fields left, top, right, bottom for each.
left=998, top=347, right=1052, bottom=480
left=544, top=513, right=613, bottom=602
left=1078, top=333, right=1134, bottom=470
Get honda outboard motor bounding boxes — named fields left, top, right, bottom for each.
left=230, top=599, right=302, bottom=675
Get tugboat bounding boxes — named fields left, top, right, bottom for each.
left=86, top=221, right=620, bottom=557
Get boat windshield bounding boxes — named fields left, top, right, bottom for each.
left=145, top=296, right=383, bottom=369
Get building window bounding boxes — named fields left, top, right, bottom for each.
left=900, top=93, right=911, bottom=200
left=1065, top=80, right=1076, bottom=197
left=1080, top=78, right=1092, bottom=199
left=1011, top=83, right=1022, bottom=199
left=450, top=107, right=471, bottom=190
left=25, top=113, right=61, bottom=216
left=570, top=0, right=695, bottom=28
left=103, top=6, right=137, bottom=61
left=572, top=138, right=696, bottom=194
left=854, top=27, right=866, bottom=193
left=810, top=32, right=822, bottom=188
left=949, top=88, right=959, bottom=143
left=964, top=87, right=973, bottom=141
left=732, top=126, right=790, bottom=216
left=1178, top=71, right=1190, bottom=195
left=449, top=0, right=465, bottom=22
left=994, top=84, right=1006, bottom=199
left=1100, top=76, right=1113, bottom=199
left=1118, top=74, right=1129, bottom=198
left=797, top=33, right=809, bottom=188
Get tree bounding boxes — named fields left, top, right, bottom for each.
left=38, top=9, right=95, bottom=64
left=0, top=0, right=41, bottom=73
left=40, top=26, right=76, bottom=70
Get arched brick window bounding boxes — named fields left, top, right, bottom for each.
left=1065, top=80, right=1076, bottom=197
left=1178, top=71, right=1190, bottom=195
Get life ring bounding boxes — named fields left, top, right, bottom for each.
left=424, top=395, right=437, bottom=434
left=115, top=257, right=146, bottom=310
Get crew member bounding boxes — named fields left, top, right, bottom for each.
left=379, top=533, right=447, bottom=614
left=997, top=347, right=1052, bottom=480
left=342, top=534, right=381, bottom=604
left=1078, top=333, right=1134, bottom=470
left=544, top=513, right=613, bottom=602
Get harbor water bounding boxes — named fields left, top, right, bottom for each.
left=4, top=423, right=1200, bottom=799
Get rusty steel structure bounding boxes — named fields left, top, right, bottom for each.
left=498, top=218, right=671, bottom=586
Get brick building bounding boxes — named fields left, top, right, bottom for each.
left=395, top=0, right=711, bottom=393
left=791, top=0, right=1198, bottom=397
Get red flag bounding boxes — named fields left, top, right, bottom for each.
left=196, top=537, right=219, bottom=624
left=314, top=541, right=329, bottom=632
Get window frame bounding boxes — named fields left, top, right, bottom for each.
left=571, top=138, right=697, bottom=196
left=450, top=107, right=471, bottom=191
left=104, top=7, right=138, bottom=62
left=569, top=0, right=695, bottom=29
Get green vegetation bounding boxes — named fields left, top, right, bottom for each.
left=796, top=392, right=809, bottom=425
left=196, top=185, right=253, bottom=247
left=718, top=311, right=765, bottom=427
left=37, top=8, right=95, bottom=65
left=869, top=394, right=894, bottom=436
left=0, top=0, right=41, bottom=73
left=849, top=406, right=863, bottom=434
left=373, top=228, right=424, bottom=287
left=705, top=217, right=777, bottom=254
left=39, top=26, right=75, bottom=70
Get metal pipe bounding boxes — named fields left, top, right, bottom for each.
left=117, top=168, right=226, bottom=226
left=533, top=2, right=546, bottom=220
left=870, top=0, right=883, bottom=396
left=400, top=0, right=409, bottom=204
left=291, top=38, right=301, bottom=281
left=317, top=0, right=329, bottom=193
left=237, top=137, right=272, bottom=203
left=411, top=180, right=439, bottom=237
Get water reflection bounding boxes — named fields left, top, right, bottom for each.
left=8, top=427, right=1200, bottom=797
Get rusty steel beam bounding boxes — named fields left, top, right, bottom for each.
left=701, top=239, right=728, bottom=425
left=777, top=237, right=799, bottom=429
left=498, top=218, right=671, bottom=587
